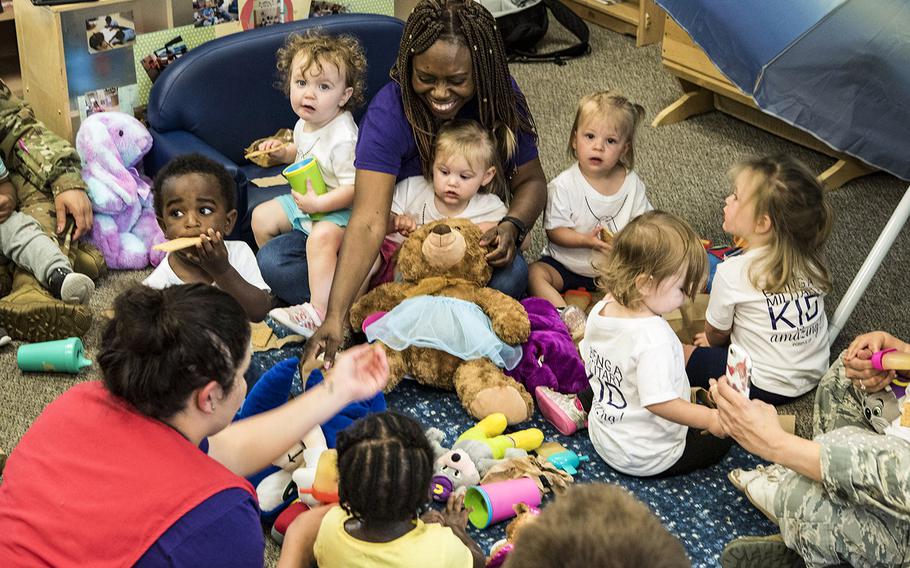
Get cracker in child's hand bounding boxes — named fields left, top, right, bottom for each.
left=600, top=228, right=614, bottom=244
left=901, top=400, right=910, bottom=428
left=153, top=237, right=203, bottom=253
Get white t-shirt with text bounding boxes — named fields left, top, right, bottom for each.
left=580, top=299, right=689, bottom=476
left=542, top=163, right=652, bottom=277
left=706, top=247, right=829, bottom=396
left=143, top=240, right=270, bottom=292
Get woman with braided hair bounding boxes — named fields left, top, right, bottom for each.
left=277, top=412, right=485, bottom=567
left=256, top=0, right=547, bottom=366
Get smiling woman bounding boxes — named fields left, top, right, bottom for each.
left=257, top=0, right=550, bottom=366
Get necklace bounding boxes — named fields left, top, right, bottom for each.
left=584, top=194, right=627, bottom=233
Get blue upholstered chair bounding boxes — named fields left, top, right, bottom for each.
left=145, top=14, right=404, bottom=245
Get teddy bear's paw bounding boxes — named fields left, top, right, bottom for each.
left=454, top=359, right=533, bottom=425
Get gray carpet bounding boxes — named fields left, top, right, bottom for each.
left=1, top=22, right=908, bottom=566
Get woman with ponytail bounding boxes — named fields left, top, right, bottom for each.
left=255, top=0, right=547, bottom=366
left=0, top=284, right=388, bottom=566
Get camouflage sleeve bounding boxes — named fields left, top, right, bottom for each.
left=0, top=80, right=86, bottom=199
left=818, top=426, right=910, bottom=520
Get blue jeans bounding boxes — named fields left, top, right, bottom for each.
left=256, top=230, right=529, bottom=305
left=257, top=230, right=310, bottom=305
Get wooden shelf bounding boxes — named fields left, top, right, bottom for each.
left=561, top=0, right=665, bottom=47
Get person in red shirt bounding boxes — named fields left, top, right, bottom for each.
left=0, top=283, right=388, bottom=567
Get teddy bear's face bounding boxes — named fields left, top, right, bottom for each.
left=397, top=218, right=492, bottom=286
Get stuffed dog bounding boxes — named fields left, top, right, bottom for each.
left=76, top=112, right=165, bottom=269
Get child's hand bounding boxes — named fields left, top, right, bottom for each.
left=192, top=228, right=231, bottom=277
left=420, top=509, right=446, bottom=525
left=707, top=408, right=727, bottom=438
left=393, top=213, right=417, bottom=237
left=324, top=343, right=390, bottom=403
left=257, top=138, right=284, bottom=153
left=292, top=181, right=322, bottom=214
left=693, top=332, right=710, bottom=347
left=0, top=182, right=17, bottom=223
left=587, top=225, right=611, bottom=253
left=441, top=493, right=471, bottom=531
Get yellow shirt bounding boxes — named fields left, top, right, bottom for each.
left=313, top=505, right=474, bottom=568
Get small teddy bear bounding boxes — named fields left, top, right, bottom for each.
left=76, top=112, right=165, bottom=269
left=425, top=413, right=543, bottom=501
left=351, top=219, right=533, bottom=424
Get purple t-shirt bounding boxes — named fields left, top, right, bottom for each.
left=354, top=80, right=539, bottom=183
left=135, top=439, right=264, bottom=567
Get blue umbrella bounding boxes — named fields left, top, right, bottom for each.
left=657, top=0, right=910, bottom=181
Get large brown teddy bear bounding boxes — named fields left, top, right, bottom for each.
left=350, top=218, right=533, bottom=424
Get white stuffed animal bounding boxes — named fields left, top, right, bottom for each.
left=76, top=112, right=165, bottom=269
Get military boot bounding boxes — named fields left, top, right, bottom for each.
left=720, top=534, right=805, bottom=568
left=70, top=240, right=107, bottom=281
left=0, top=270, right=92, bottom=341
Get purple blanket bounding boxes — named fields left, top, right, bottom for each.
left=505, top=297, right=588, bottom=394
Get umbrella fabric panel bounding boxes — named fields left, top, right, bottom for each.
left=656, top=0, right=844, bottom=92
left=756, top=0, right=910, bottom=180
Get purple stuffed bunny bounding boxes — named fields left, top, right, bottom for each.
left=505, top=297, right=588, bottom=395
left=76, top=112, right=165, bottom=269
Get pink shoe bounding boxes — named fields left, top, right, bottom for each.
left=535, top=386, right=587, bottom=436
left=269, top=302, right=324, bottom=338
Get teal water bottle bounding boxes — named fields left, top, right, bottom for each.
left=17, top=337, right=92, bottom=374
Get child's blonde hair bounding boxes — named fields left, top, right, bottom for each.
left=432, top=119, right=508, bottom=199
left=568, top=90, right=645, bottom=170
left=732, top=155, right=833, bottom=294
left=275, top=30, right=367, bottom=110
left=596, top=210, right=706, bottom=310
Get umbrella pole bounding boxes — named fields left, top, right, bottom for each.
left=829, top=185, right=910, bottom=345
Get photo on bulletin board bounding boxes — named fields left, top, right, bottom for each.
left=193, top=1, right=238, bottom=27
left=132, top=25, right=217, bottom=107
left=237, top=0, right=311, bottom=30
left=85, top=11, right=137, bottom=54
left=140, top=35, right=190, bottom=83
left=77, top=85, right=138, bottom=122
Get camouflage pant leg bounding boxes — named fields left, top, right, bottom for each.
left=773, top=431, right=909, bottom=568
left=812, top=352, right=869, bottom=437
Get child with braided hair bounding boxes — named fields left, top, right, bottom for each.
left=280, top=412, right=484, bottom=567
left=263, top=0, right=549, bottom=366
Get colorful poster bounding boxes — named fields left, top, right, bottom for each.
left=237, top=0, right=312, bottom=30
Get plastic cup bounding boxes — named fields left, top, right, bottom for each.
left=17, top=337, right=92, bottom=374
left=282, top=157, right=327, bottom=220
left=464, top=477, right=542, bottom=529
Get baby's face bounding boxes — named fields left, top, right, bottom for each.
left=157, top=173, right=236, bottom=240
left=289, top=53, right=352, bottom=129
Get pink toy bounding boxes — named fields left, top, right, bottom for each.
left=872, top=348, right=910, bottom=371
left=76, top=112, right=165, bottom=269
left=464, top=477, right=542, bottom=529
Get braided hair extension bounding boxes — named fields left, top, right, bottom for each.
left=391, top=0, right=538, bottom=184
left=336, top=412, right=434, bottom=524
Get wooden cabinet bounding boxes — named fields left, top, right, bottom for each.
left=561, top=0, right=664, bottom=47
left=652, top=15, right=873, bottom=189
left=12, top=0, right=192, bottom=141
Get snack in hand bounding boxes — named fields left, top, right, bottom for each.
left=599, top=227, right=614, bottom=244
left=901, top=400, right=910, bottom=428
left=152, top=236, right=203, bottom=253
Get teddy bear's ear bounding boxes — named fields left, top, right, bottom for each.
left=75, top=115, right=130, bottom=179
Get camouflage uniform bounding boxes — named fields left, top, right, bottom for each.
left=0, top=80, right=105, bottom=340
left=771, top=352, right=910, bottom=568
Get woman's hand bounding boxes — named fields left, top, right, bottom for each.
left=323, top=343, right=389, bottom=402
left=303, top=315, right=346, bottom=369
left=843, top=331, right=907, bottom=393
left=710, top=377, right=784, bottom=460
left=480, top=222, right=518, bottom=268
